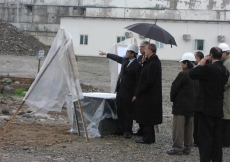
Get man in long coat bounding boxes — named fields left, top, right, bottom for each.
left=133, top=41, right=149, bottom=136
left=134, top=44, right=162, bottom=144
left=189, top=47, right=229, bottom=162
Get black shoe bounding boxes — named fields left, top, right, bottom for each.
left=183, top=150, right=190, bottom=155
left=192, top=143, right=198, bottom=147
left=166, top=150, right=182, bottom=156
left=133, top=132, right=144, bottom=136
left=124, top=134, right=132, bottom=139
left=135, top=139, right=151, bottom=144
left=111, top=131, right=124, bottom=136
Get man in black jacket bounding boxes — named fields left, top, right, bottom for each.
left=189, top=47, right=229, bottom=162
left=99, top=44, right=141, bottom=139
left=193, top=51, right=204, bottom=147
left=167, top=52, right=198, bottom=155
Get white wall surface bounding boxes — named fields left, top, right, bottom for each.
left=61, top=17, right=230, bottom=60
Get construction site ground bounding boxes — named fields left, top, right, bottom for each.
left=0, top=55, right=229, bottom=162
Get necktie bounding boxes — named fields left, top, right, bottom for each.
left=124, top=60, right=130, bottom=69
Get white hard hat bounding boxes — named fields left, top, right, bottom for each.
left=126, top=44, right=138, bottom=53
left=218, top=43, right=230, bottom=52
left=179, top=52, right=196, bottom=62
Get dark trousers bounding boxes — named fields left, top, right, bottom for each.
left=142, top=125, right=155, bottom=143
left=116, top=96, right=133, bottom=135
left=193, top=112, right=199, bottom=145
left=136, top=123, right=144, bottom=135
left=197, top=112, right=222, bottom=162
left=222, top=119, right=230, bottom=147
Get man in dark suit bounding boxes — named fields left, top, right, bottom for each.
left=193, top=51, right=204, bottom=147
left=99, top=44, right=141, bottom=138
left=189, top=47, right=229, bottom=162
left=133, top=41, right=149, bottom=137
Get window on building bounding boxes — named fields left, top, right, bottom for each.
left=155, top=41, right=164, bottom=49
left=80, top=35, right=88, bottom=45
left=195, top=40, right=204, bottom=50
left=73, top=7, right=86, bottom=16
left=117, top=36, right=125, bottom=43
left=25, top=5, right=33, bottom=12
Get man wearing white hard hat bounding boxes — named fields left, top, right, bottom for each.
left=167, top=52, right=198, bottom=155
left=99, top=44, right=141, bottom=139
left=189, top=47, right=229, bottom=162
left=218, top=43, right=230, bottom=147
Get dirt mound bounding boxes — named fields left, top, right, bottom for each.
left=0, top=19, right=49, bottom=56
left=80, top=83, right=104, bottom=92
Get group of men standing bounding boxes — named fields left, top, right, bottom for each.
left=99, top=41, right=162, bottom=144
left=167, top=43, right=230, bottom=162
left=99, top=41, right=230, bottom=162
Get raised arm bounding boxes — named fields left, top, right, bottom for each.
left=99, top=50, right=123, bottom=64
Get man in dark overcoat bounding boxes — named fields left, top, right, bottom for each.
left=189, top=47, right=229, bottom=162
left=133, top=41, right=149, bottom=136
left=99, top=44, right=141, bottom=139
left=134, top=44, right=162, bottom=144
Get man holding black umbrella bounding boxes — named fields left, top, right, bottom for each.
left=134, top=44, right=162, bottom=144
left=133, top=41, right=150, bottom=137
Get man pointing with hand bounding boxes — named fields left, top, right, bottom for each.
left=99, top=44, right=141, bottom=139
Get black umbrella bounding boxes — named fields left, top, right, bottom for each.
left=125, top=23, right=177, bottom=47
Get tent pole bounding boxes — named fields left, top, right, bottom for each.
left=66, top=47, right=89, bottom=142
left=73, top=102, right=80, bottom=136
left=78, top=99, right=89, bottom=142
left=0, top=101, right=25, bottom=138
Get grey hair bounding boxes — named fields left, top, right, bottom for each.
left=141, top=41, right=150, bottom=46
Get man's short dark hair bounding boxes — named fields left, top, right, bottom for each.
left=196, top=51, right=204, bottom=60
left=141, top=41, right=150, bottom=46
left=147, top=44, right=157, bottom=54
left=129, top=50, right=137, bottom=57
left=210, top=47, right=222, bottom=60
left=182, top=60, right=194, bottom=68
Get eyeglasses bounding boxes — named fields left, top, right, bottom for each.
left=139, top=46, right=145, bottom=48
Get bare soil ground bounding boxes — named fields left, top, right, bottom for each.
left=0, top=55, right=229, bottom=162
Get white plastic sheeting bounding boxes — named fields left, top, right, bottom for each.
left=70, top=93, right=117, bottom=138
left=23, top=28, right=83, bottom=116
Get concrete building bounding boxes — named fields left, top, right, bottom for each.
left=0, top=0, right=230, bottom=59
left=60, top=17, right=230, bottom=60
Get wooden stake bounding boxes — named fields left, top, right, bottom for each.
left=38, top=59, right=41, bottom=73
left=66, top=47, right=89, bottom=142
left=78, top=99, right=89, bottom=142
left=0, top=101, right=25, bottom=138
left=73, top=102, right=80, bottom=136
left=154, top=125, right=159, bottom=133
